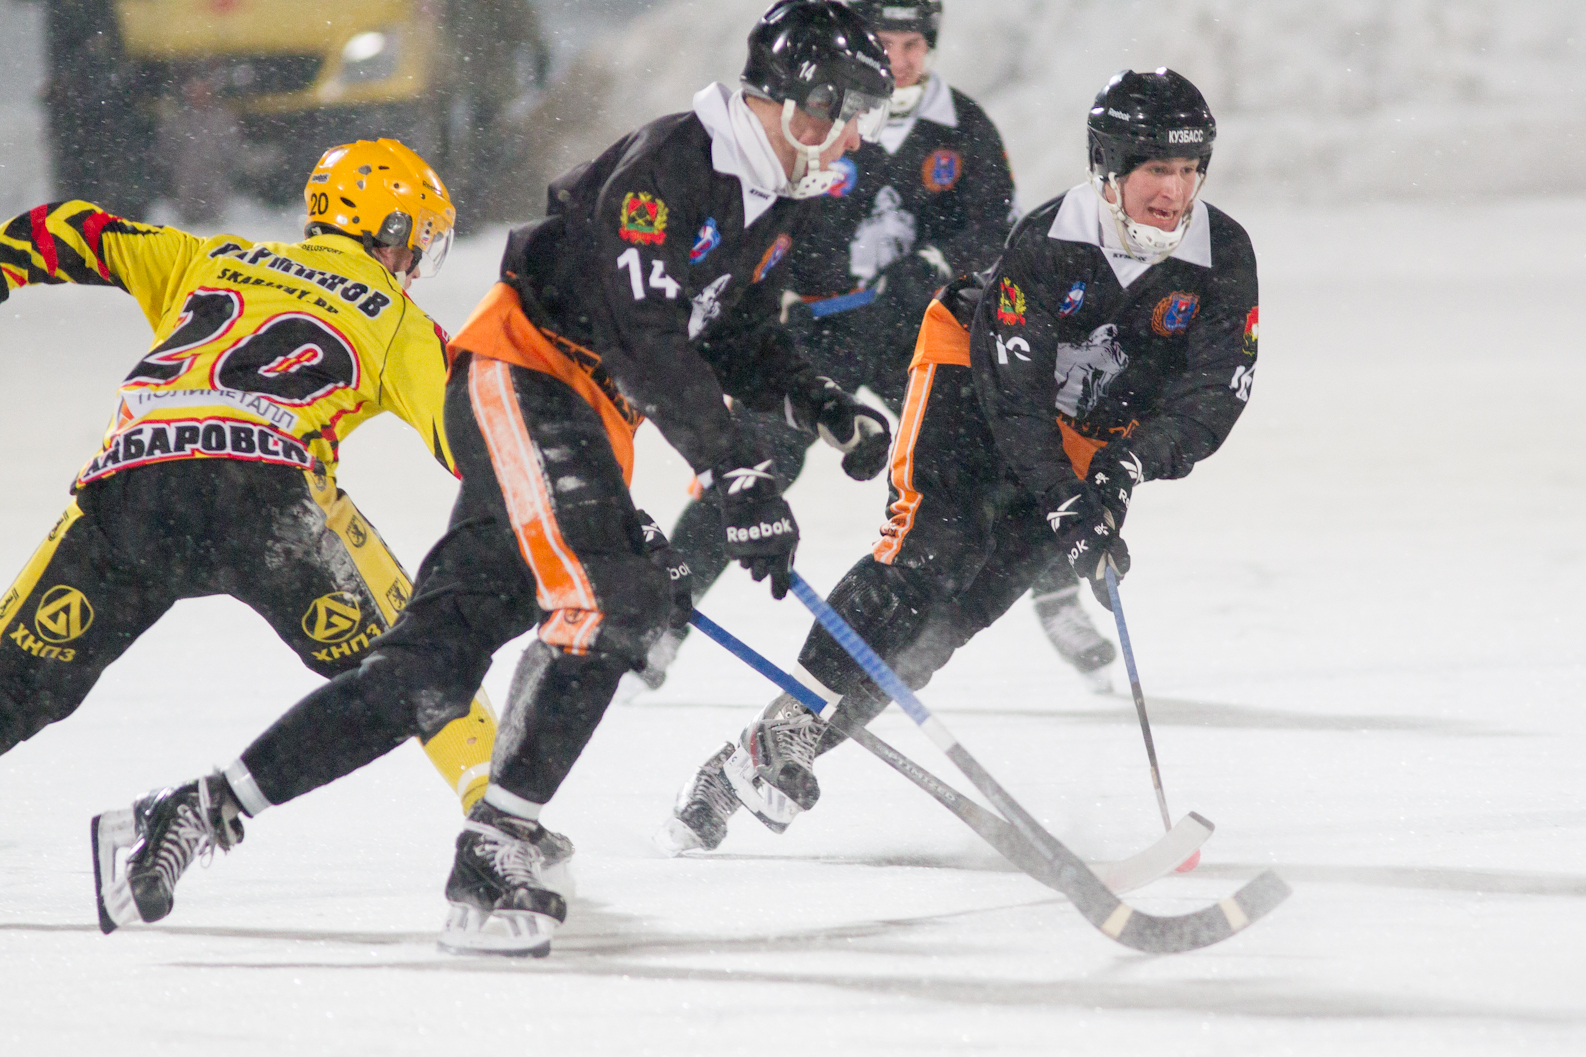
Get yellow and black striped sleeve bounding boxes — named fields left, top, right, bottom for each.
left=0, top=201, right=204, bottom=329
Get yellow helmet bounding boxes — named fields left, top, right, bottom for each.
left=304, top=138, right=457, bottom=278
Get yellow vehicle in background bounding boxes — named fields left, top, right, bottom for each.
left=42, top=0, right=547, bottom=226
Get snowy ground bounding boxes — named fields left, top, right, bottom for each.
left=3, top=194, right=1586, bottom=1055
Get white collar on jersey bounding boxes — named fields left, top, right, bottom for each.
left=1047, top=181, right=1211, bottom=288
left=694, top=82, right=787, bottom=228
left=878, top=73, right=957, bottom=155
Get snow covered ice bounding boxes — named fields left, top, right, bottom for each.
left=3, top=195, right=1585, bottom=1054
left=5, top=2, right=1586, bottom=1054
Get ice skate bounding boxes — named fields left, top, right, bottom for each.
left=92, top=774, right=245, bottom=934
left=613, top=627, right=687, bottom=703
left=725, top=693, right=826, bottom=833
left=1033, top=585, right=1116, bottom=692
left=655, top=742, right=741, bottom=855
left=439, top=802, right=571, bottom=958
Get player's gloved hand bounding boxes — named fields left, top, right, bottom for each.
left=785, top=375, right=893, bottom=481
left=633, top=509, right=693, bottom=629
left=1044, top=481, right=1131, bottom=611
left=710, top=444, right=799, bottom=600
left=1085, top=445, right=1146, bottom=532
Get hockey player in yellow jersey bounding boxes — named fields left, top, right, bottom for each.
left=0, top=139, right=498, bottom=817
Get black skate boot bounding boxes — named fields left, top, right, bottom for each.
left=614, top=627, right=687, bottom=702
left=724, top=694, right=827, bottom=833
left=91, top=774, right=245, bottom=934
left=1032, top=585, right=1117, bottom=692
left=654, top=742, right=741, bottom=855
left=439, top=802, right=572, bottom=958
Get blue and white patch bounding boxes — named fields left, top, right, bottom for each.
left=1059, top=280, right=1086, bottom=317
left=825, top=157, right=859, bottom=198
left=689, top=218, right=722, bottom=264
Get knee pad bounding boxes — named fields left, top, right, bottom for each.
left=797, top=557, right=944, bottom=697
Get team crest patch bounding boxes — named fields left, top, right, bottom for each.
left=34, top=586, right=93, bottom=643
left=1243, top=305, right=1259, bottom=355
left=618, top=192, right=669, bottom=245
left=690, top=217, right=722, bottom=263
left=826, top=157, right=859, bottom=197
left=922, top=148, right=963, bottom=193
left=1151, top=291, right=1200, bottom=336
left=302, top=592, right=363, bottom=644
left=752, top=233, right=793, bottom=283
left=995, top=277, right=1026, bottom=326
left=1059, top=281, right=1086, bottom=318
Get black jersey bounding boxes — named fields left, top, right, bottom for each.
left=787, top=75, right=1015, bottom=300
left=496, top=83, right=821, bottom=474
left=971, top=183, right=1259, bottom=501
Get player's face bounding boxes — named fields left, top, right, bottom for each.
left=1117, top=158, right=1202, bottom=231
left=876, top=30, right=930, bottom=89
left=786, top=108, right=864, bottom=166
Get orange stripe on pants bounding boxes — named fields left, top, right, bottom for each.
left=872, top=362, right=937, bottom=565
left=467, top=358, right=603, bottom=652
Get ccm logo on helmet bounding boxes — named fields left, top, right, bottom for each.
left=1168, top=128, right=1206, bottom=144
left=725, top=518, right=795, bottom=543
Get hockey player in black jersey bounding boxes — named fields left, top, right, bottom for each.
left=635, top=0, right=1117, bottom=710
left=662, top=67, right=1259, bottom=853
left=92, top=1, right=894, bottom=957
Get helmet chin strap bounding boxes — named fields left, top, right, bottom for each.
left=781, top=99, right=849, bottom=199
left=1094, top=171, right=1206, bottom=263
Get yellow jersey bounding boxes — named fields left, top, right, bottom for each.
left=0, top=201, right=457, bottom=488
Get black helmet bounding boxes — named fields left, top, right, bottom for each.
left=846, top=1, right=943, bottom=49
left=743, top=1, right=894, bottom=135
left=1087, top=68, right=1216, bottom=182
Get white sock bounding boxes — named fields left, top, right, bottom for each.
left=483, top=784, right=543, bottom=822
left=222, top=759, right=272, bottom=817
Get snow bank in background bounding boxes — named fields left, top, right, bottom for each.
left=513, top=0, right=1586, bottom=208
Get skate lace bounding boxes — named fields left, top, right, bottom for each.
left=692, top=759, right=740, bottom=820
left=773, top=712, right=825, bottom=770
left=151, top=785, right=221, bottom=896
left=466, top=822, right=545, bottom=889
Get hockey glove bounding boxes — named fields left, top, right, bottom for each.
left=1044, top=482, right=1131, bottom=611
left=634, top=509, right=693, bottom=629
left=786, top=375, right=893, bottom=481
left=709, top=445, right=799, bottom=600
left=1085, top=445, right=1146, bottom=532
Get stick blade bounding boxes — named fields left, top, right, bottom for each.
left=1091, top=812, right=1214, bottom=894
left=1107, top=870, right=1292, bottom=953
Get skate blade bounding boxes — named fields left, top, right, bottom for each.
left=439, top=903, right=555, bottom=958
left=652, top=816, right=706, bottom=857
left=1081, top=667, right=1114, bottom=694
left=723, top=744, right=799, bottom=832
left=90, top=810, right=142, bottom=935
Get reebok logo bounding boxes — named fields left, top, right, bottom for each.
left=726, top=518, right=794, bottom=543
left=1045, top=495, right=1083, bottom=532
left=723, top=460, right=775, bottom=495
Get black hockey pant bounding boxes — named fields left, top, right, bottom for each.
left=238, top=355, right=671, bottom=809
left=0, top=460, right=427, bottom=754
left=797, top=363, right=1082, bottom=750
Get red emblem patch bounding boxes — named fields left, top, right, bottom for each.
left=995, top=277, right=1026, bottom=326
left=1242, top=305, right=1259, bottom=355
left=618, top=192, right=668, bottom=246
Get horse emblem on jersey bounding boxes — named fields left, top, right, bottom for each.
left=1151, top=291, right=1200, bottom=336
left=618, top=192, right=668, bottom=246
left=690, top=217, right=722, bottom=263
left=1059, top=281, right=1086, bottom=318
left=1052, top=323, right=1129, bottom=419
left=752, top=234, right=793, bottom=283
left=922, top=148, right=963, bottom=193
left=848, top=185, right=916, bottom=281
left=1243, top=305, right=1259, bottom=356
left=995, top=277, right=1026, bottom=326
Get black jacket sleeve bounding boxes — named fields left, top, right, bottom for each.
left=1126, top=217, right=1259, bottom=481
